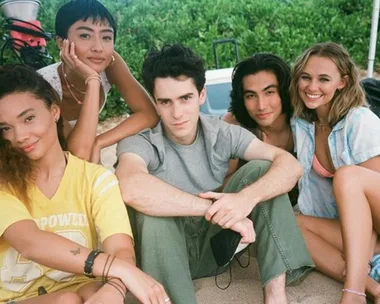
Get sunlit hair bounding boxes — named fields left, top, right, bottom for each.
left=290, top=42, right=366, bottom=126
left=230, top=53, right=292, bottom=129
left=0, top=65, right=66, bottom=206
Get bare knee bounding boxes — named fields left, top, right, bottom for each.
left=333, top=165, right=358, bottom=188
left=56, top=292, right=83, bottom=304
left=296, top=214, right=310, bottom=233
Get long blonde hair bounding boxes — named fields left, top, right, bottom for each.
left=290, top=42, right=366, bottom=126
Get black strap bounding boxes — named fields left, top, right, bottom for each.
left=84, top=249, right=103, bottom=278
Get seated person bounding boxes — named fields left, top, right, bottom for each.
left=0, top=65, right=168, bottom=304
left=291, top=42, right=380, bottom=304
left=115, top=44, right=313, bottom=304
left=223, top=54, right=296, bottom=204
left=38, top=0, right=159, bottom=163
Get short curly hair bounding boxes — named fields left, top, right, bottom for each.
left=229, top=53, right=292, bottom=129
left=142, top=44, right=206, bottom=98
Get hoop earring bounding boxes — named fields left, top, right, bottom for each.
left=108, top=55, right=115, bottom=67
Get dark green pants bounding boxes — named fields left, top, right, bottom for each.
left=128, top=160, right=314, bottom=304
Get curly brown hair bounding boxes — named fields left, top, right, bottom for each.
left=0, top=65, right=66, bottom=206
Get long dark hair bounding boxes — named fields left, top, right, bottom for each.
left=230, top=53, right=292, bottom=129
left=0, top=65, right=66, bottom=205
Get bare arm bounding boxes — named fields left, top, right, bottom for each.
left=97, top=52, right=159, bottom=150
left=3, top=220, right=123, bottom=278
left=3, top=220, right=168, bottom=302
left=203, top=138, right=302, bottom=228
left=116, top=153, right=212, bottom=217
left=56, top=40, right=103, bottom=161
left=66, top=80, right=101, bottom=160
left=239, top=137, right=303, bottom=209
left=102, top=233, right=136, bottom=265
left=358, top=155, right=380, bottom=173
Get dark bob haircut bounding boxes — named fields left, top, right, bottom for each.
left=55, top=0, right=117, bottom=41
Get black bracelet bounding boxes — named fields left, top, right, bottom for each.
left=106, top=278, right=128, bottom=300
left=84, top=249, right=103, bottom=278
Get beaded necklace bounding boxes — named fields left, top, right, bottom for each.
left=61, top=62, right=84, bottom=104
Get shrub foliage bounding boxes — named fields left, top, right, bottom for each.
left=0, top=0, right=375, bottom=119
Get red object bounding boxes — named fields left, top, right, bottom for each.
left=10, top=20, right=47, bottom=50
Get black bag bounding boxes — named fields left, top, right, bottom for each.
left=361, top=78, right=380, bottom=117
left=210, top=229, right=242, bottom=267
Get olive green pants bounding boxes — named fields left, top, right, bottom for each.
left=128, top=160, right=314, bottom=304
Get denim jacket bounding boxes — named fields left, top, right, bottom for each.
left=291, top=107, right=380, bottom=218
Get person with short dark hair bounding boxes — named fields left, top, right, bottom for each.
left=38, top=0, right=159, bottom=163
left=116, top=44, right=314, bottom=304
left=0, top=65, right=169, bottom=304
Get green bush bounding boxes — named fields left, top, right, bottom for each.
left=0, top=0, right=376, bottom=119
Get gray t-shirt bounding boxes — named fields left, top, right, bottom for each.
left=117, top=115, right=255, bottom=194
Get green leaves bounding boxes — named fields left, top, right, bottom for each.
left=0, top=0, right=376, bottom=119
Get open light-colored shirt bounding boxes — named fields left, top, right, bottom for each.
left=291, top=107, right=380, bottom=218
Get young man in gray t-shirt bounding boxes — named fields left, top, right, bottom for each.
left=116, top=44, right=313, bottom=304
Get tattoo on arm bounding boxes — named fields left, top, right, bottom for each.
left=70, top=247, right=81, bottom=256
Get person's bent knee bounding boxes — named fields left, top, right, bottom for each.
left=56, top=292, right=83, bottom=304
left=224, top=160, right=272, bottom=193
left=296, top=214, right=310, bottom=232
left=243, top=159, right=272, bottom=172
left=333, top=165, right=358, bottom=187
left=236, top=159, right=272, bottom=180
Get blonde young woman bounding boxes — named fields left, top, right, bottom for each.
left=291, top=42, right=380, bottom=304
left=0, top=65, right=169, bottom=304
left=38, top=0, right=159, bottom=163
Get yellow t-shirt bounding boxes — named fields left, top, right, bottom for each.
left=0, top=153, right=132, bottom=303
